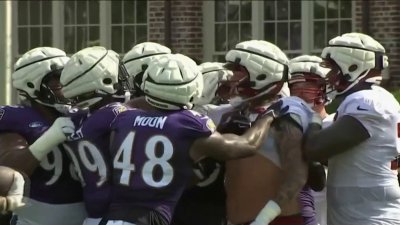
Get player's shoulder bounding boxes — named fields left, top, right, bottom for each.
left=0, top=104, right=31, bottom=113
left=278, top=96, right=314, bottom=117
left=99, top=102, right=130, bottom=114
left=278, top=96, right=314, bottom=130
left=0, top=105, right=39, bottom=122
left=175, top=110, right=216, bottom=134
left=339, top=86, right=399, bottom=116
left=88, top=102, right=133, bottom=122
left=280, top=96, right=313, bottom=112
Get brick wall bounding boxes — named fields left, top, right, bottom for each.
left=354, top=0, right=400, bottom=88
left=148, top=0, right=203, bottom=63
left=148, top=1, right=166, bottom=45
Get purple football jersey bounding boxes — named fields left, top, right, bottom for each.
left=0, top=105, right=82, bottom=204
left=107, top=109, right=214, bottom=224
left=66, top=102, right=129, bottom=218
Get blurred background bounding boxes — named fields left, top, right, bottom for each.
left=0, top=0, right=399, bottom=105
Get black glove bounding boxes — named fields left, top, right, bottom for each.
left=306, top=161, right=326, bottom=192
left=218, top=113, right=251, bottom=135
left=262, top=100, right=289, bottom=119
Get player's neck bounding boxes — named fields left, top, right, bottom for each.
left=88, top=97, right=116, bottom=113
left=32, top=102, right=60, bottom=123
left=313, top=105, right=328, bottom=119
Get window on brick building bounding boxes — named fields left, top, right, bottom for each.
left=263, top=0, right=302, bottom=58
left=312, top=0, right=353, bottom=54
left=16, top=1, right=53, bottom=55
left=213, top=0, right=252, bottom=62
left=203, top=0, right=353, bottom=61
left=64, top=0, right=100, bottom=54
left=14, top=1, right=148, bottom=56
left=111, top=0, right=148, bottom=53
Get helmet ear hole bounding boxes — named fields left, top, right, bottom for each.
left=256, top=74, right=267, bottom=81
left=27, top=82, right=34, bottom=88
left=348, top=64, right=358, bottom=72
left=103, top=78, right=113, bottom=85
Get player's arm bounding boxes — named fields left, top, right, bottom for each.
left=0, top=118, right=74, bottom=176
left=272, top=116, right=308, bottom=207
left=0, top=133, right=39, bottom=176
left=252, top=116, right=308, bottom=225
left=190, top=113, right=275, bottom=161
left=303, top=114, right=370, bottom=162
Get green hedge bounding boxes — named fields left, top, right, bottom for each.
left=325, top=89, right=400, bottom=114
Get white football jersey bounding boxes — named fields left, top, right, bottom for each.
left=327, top=85, right=400, bottom=187
left=258, top=96, right=315, bottom=167
left=280, top=96, right=315, bottom=132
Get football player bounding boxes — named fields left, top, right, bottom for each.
left=123, top=42, right=171, bottom=98
left=303, top=33, right=400, bottom=225
left=217, top=40, right=312, bottom=225
left=84, top=53, right=282, bottom=225
left=288, top=55, right=334, bottom=225
left=0, top=47, right=85, bottom=225
left=170, top=62, right=234, bottom=225
left=59, top=46, right=132, bottom=225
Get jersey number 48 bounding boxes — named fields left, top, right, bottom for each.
left=113, top=131, right=174, bottom=188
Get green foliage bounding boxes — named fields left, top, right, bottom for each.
left=392, top=90, right=400, bottom=102
left=326, top=99, right=340, bottom=114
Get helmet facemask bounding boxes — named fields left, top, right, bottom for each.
left=289, top=73, right=328, bottom=108
left=33, top=68, right=73, bottom=114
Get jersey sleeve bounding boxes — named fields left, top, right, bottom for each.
left=279, top=96, right=315, bottom=133
left=69, top=103, right=129, bottom=141
left=181, top=110, right=216, bottom=139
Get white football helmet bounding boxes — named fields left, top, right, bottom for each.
left=141, top=54, right=203, bottom=110
left=225, top=40, right=289, bottom=99
left=12, top=47, right=71, bottom=113
left=289, top=55, right=330, bottom=105
left=123, top=42, right=171, bottom=96
left=61, top=46, right=129, bottom=109
left=321, top=32, right=388, bottom=95
left=194, top=62, right=233, bottom=105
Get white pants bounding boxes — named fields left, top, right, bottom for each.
left=105, top=221, right=137, bottom=225
left=312, top=188, right=327, bottom=225
left=327, top=185, right=400, bottom=225
left=82, top=218, right=102, bottom=225
left=14, top=198, right=86, bottom=225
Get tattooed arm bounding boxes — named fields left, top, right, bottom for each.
left=272, top=114, right=308, bottom=208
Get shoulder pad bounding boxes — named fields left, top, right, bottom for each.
left=279, top=96, right=315, bottom=132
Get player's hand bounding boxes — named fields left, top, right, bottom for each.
left=4, top=172, right=25, bottom=213
left=307, top=162, right=326, bottom=192
left=262, top=100, right=289, bottom=119
left=219, top=113, right=251, bottom=135
left=48, top=117, right=75, bottom=141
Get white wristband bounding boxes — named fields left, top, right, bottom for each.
left=29, top=128, right=66, bottom=161
left=252, top=200, right=281, bottom=225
